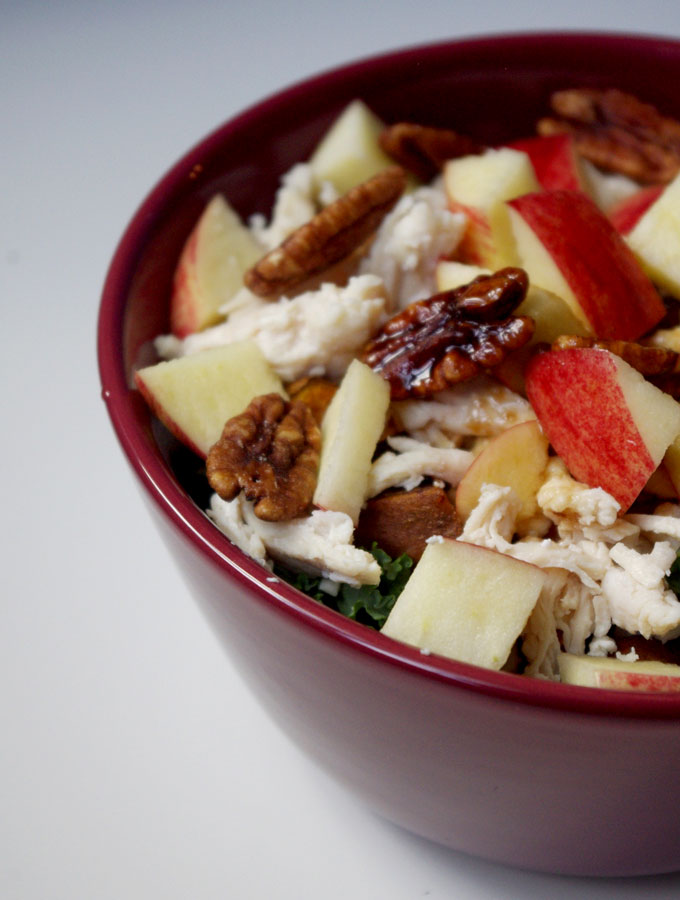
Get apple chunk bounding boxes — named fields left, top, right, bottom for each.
left=308, top=100, right=395, bottom=196
left=525, top=347, right=680, bottom=510
left=170, top=194, right=262, bottom=338
left=134, top=340, right=286, bottom=458
left=381, top=538, right=548, bottom=670
left=313, top=359, right=390, bottom=524
left=626, top=172, right=680, bottom=297
left=608, top=184, right=664, bottom=236
left=455, top=420, right=549, bottom=528
left=558, top=652, right=680, bottom=692
left=506, top=133, right=587, bottom=192
left=443, top=147, right=540, bottom=269
left=508, top=190, right=665, bottom=340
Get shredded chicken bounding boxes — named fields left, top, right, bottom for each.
left=367, top=435, right=473, bottom=496
left=157, top=274, right=388, bottom=381
left=208, top=494, right=381, bottom=586
left=359, top=181, right=467, bottom=310
left=394, top=377, right=535, bottom=442
left=249, top=162, right=319, bottom=251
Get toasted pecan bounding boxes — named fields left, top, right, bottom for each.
left=206, top=394, right=320, bottom=521
left=537, top=88, right=680, bottom=184
left=355, top=485, right=462, bottom=562
left=361, top=268, right=533, bottom=399
left=379, top=122, right=483, bottom=181
left=244, top=166, right=406, bottom=297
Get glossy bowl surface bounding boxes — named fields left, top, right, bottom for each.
left=98, top=32, right=680, bottom=876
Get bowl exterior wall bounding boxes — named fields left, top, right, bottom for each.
left=143, top=493, right=680, bottom=876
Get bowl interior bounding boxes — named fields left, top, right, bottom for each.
left=99, top=31, right=680, bottom=719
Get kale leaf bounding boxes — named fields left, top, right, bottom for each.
left=277, top=544, right=413, bottom=629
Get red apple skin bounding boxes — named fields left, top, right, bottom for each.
left=170, top=229, right=200, bottom=338
left=608, top=184, right=664, bottom=236
left=506, top=134, right=584, bottom=191
left=525, top=348, right=655, bottom=510
left=508, top=190, right=665, bottom=341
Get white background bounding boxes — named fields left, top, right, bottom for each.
left=3, top=2, right=680, bottom=897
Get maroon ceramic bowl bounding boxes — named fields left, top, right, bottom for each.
left=98, top=32, right=680, bottom=877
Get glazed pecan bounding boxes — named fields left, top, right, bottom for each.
left=361, top=268, right=533, bottom=399
left=206, top=393, right=320, bottom=521
left=355, top=485, right=462, bottom=562
left=379, top=122, right=483, bottom=181
left=537, top=88, right=680, bottom=184
left=244, top=166, right=406, bottom=297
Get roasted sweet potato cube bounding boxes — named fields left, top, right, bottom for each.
left=286, top=376, right=338, bottom=426
left=355, top=485, right=462, bottom=562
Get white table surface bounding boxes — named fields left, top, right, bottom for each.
left=3, top=2, right=680, bottom=898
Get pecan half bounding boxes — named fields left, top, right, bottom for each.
left=379, top=123, right=483, bottom=181
left=244, top=166, right=406, bottom=297
left=537, top=88, right=680, bottom=184
left=361, top=268, right=533, bottom=399
left=206, top=393, right=320, bottom=521
left=355, top=485, right=462, bottom=562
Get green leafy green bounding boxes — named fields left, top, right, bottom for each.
left=276, top=544, right=414, bottom=629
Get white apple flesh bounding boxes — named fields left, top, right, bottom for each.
left=313, top=359, right=390, bottom=525
left=455, top=420, right=549, bottom=529
left=170, top=194, right=262, bottom=338
left=308, top=99, right=395, bottom=196
left=443, top=147, right=540, bottom=269
left=382, top=538, right=549, bottom=670
left=134, top=340, right=286, bottom=458
left=626, top=172, right=680, bottom=297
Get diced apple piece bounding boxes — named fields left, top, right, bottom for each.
left=455, top=420, right=549, bottom=528
left=313, top=359, right=390, bottom=524
left=381, top=538, right=548, bottom=670
left=525, top=347, right=680, bottom=510
left=308, top=100, right=395, bottom=196
left=608, top=184, right=664, bottom=235
left=170, top=194, right=262, bottom=338
left=506, top=133, right=587, bottom=192
left=507, top=190, right=665, bottom=340
left=134, top=340, right=286, bottom=458
left=558, top=652, right=680, bottom=692
left=626, top=173, right=680, bottom=297
left=443, top=147, right=540, bottom=269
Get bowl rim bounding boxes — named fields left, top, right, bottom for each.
left=98, top=29, right=680, bottom=721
